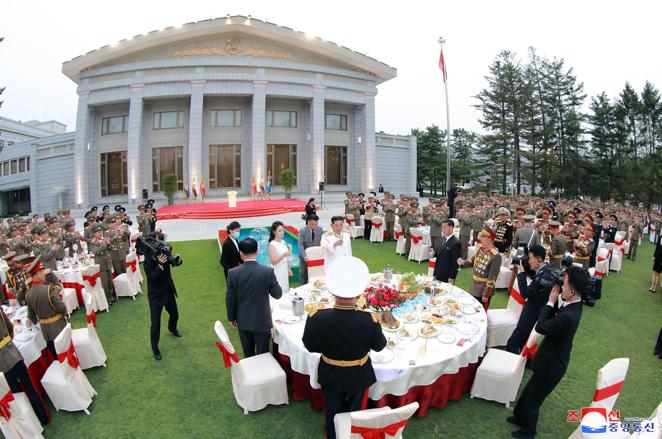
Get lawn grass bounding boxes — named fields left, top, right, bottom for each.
left=43, top=238, right=661, bottom=438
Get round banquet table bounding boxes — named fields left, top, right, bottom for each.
left=53, top=261, right=100, bottom=306
left=271, top=276, right=487, bottom=417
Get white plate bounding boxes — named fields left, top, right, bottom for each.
left=456, top=322, right=480, bottom=335
left=283, top=315, right=301, bottom=324
left=443, top=318, right=459, bottom=325
left=381, top=320, right=403, bottom=332
left=401, top=313, right=419, bottom=324
left=426, top=298, right=444, bottom=307
left=462, top=306, right=477, bottom=315
left=438, top=333, right=456, bottom=344
left=396, top=328, right=417, bottom=341
left=419, top=327, right=441, bottom=338
left=458, top=296, right=475, bottom=306
left=371, top=349, right=395, bottom=364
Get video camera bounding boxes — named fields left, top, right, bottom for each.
left=136, top=232, right=182, bottom=267
left=511, top=242, right=535, bottom=277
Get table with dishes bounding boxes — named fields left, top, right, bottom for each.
left=271, top=273, right=487, bottom=416
left=52, top=258, right=100, bottom=306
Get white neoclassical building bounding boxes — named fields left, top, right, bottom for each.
left=0, top=16, right=417, bottom=214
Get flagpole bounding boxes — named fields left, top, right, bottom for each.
left=438, top=37, right=452, bottom=196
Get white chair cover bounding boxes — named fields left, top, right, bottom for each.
left=471, top=329, right=541, bottom=407
left=60, top=287, right=79, bottom=317
left=427, top=257, right=436, bottom=277
left=334, top=402, right=419, bottom=439
left=629, top=401, right=662, bottom=439
left=568, top=358, right=630, bottom=439
left=304, top=246, right=325, bottom=281
left=594, top=248, right=610, bottom=278
left=369, top=216, right=385, bottom=243
left=394, top=223, right=406, bottom=255
left=346, top=214, right=364, bottom=240
left=0, top=372, right=44, bottom=439
left=408, top=228, right=430, bottom=263
left=82, top=265, right=109, bottom=313
left=467, top=245, right=477, bottom=262
left=41, top=324, right=96, bottom=414
left=606, top=242, right=623, bottom=273
left=125, top=252, right=142, bottom=292
left=71, top=293, right=107, bottom=370
left=487, top=280, right=525, bottom=348
left=113, top=273, right=139, bottom=300
left=214, top=321, right=288, bottom=414
left=495, top=266, right=512, bottom=289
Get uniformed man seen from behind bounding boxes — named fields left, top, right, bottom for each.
left=302, top=257, right=386, bottom=439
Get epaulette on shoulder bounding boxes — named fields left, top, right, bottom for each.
left=506, top=220, right=513, bottom=226
left=490, top=247, right=499, bottom=256
left=323, top=230, right=333, bottom=236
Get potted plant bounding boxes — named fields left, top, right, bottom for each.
left=280, top=169, right=296, bottom=199
left=162, top=173, right=177, bottom=205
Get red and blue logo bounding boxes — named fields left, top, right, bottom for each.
left=580, top=407, right=608, bottom=434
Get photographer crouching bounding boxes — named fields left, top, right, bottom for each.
left=138, top=232, right=183, bottom=361
left=506, top=244, right=562, bottom=354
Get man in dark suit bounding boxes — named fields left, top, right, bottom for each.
left=220, top=221, right=243, bottom=280
left=298, top=214, right=323, bottom=284
left=509, top=266, right=586, bottom=439
left=226, top=238, right=282, bottom=357
left=506, top=244, right=557, bottom=354
left=144, top=244, right=181, bottom=361
left=430, top=220, right=461, bottom=283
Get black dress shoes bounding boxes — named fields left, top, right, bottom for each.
left=171, top=329, right=182, bottom=337
left=507, top=416, right=523, bottom=427
left=154, top=352, right=162, bottom=361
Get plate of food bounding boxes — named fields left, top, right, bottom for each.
left=371, top=274, right=384, bottom=283
left=422, top=313, right=444, bottom=325
left=385, top=337, right=399, bottom=349
left=438, top=333, right=456, bottom=344
left=402, top=313, right=419, bottom=324
left=381, top=319, right=402, bottom=332
left=443, top=317, right=459, bottom=325
left=312, top=278, right=326, bottom=289
left=419, top=325, right=441, bottom=338
left=397, top=327, right=417, bottom=341
left=456, top=322, right=480, bottom=336
left=304, top=302, right=327, bottom=315
left=283, top=315, right=302, bottom=324
left=427, top=297, right=444, bottom=307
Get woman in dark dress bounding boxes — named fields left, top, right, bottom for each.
left=650, top=233, right=662, bottom=293
left=304, top=198, right=316, bottom=222
left=220, top=221, right=243, bottom=280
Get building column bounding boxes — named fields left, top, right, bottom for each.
left=360, top=92, right=377, bottom=192
left=310, top=85, right=326, bottom=193
left=73, top=90, right=92, bottom=208
left=251, top=81, right=267, bottom=188
left=127, top=84, right=144, bottom=204
left=188, top=80, right=205, bottom=189
left=29, top=142, right=38, bottom=213
left=408, top=135, right=417, bottom=194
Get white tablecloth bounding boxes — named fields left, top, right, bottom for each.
left=2, top=305, right=47, bottom=366
left=272, top=278, right=487, bottom=400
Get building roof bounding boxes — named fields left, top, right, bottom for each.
left=62, top=15, right=397, bottom=84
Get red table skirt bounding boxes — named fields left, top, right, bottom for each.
left=277, top=353, right=479, bottom=417
left=27, top=347, right=55, bottom=396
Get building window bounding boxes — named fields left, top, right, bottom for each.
left=100, top=151, right=128, bottom=197
left=267, top=110, right=297, bottom=128
left=10, top=160, right=17, bottom=174
left=324, top=145, right=348, bottom=185
left=2, top=162, right=8, bottom=175
left=101, top=115, right=128, bottom=135
left=210, top=109, right=242, bottom=127
left=325, top=114, right=348, bottom=131
left=152, top=146, right=184, bottom=192
left=209, top=144, right=241, bottom=188
left=18, top=158, right=26, bottom=173
left=7, top=141, right=15, bottom=146
left=26, top=157, right=30, bottom=171
left=153, top=111, right=185, bottom=130
left=267, top=144, right=297, bottom=185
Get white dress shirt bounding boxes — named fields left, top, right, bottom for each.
left=320, top=230, right=352, bottom=268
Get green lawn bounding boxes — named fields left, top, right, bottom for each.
left=43, top=239, right=661, bottom=438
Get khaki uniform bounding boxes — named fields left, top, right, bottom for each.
left=138, top=214, right=151, bottom=237
left=32, top=240, right=58, bottom=271
left=429, top=212, right=445, bottom=250
left=549, top=233, right=568, bottom=269
left=629, top=223, right=642, bottom=261
left=26, top=283, right=67, bottom=342
left=458, top=212, right=473, bottom=259
left=471, top=214, right=485, bottom=245
left=405, top=211, right=423, bottom=255
left=89, top=237, right=114, bottom=301
left=0, top=309, right=23, bottom=373
left=421, top=205, right=432, bottom=226
left=6, top=268, right=30, bottom=305
left=574, top=238, right=594, bottom=270
left=63, top=231, right=82, bottom=258
left=48, top=230, right=65, bottom=261
left=382, top=202, right=397, bottom=241
left=12, top=236, right=32, bottom=256
left=469, top=247, right=501, bottom=305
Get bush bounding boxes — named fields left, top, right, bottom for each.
left=162, top=173, right=177, bottom=205
left=280, top=169, right=296, bottom=199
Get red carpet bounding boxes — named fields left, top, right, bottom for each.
left=156, top=198, right=307, bottom=220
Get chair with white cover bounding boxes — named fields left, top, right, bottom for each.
left=614, top=231, right=627, bottom=261
left=568, top=358, right=630, bottom=439
left=629, top=401, right=662, bottom=439
left=60, top=287, right=79, bottom=317
left=427, top=257, right=436, bottom=277
left=394, top=223, right=406, bottom=255
left=486, top=281, right=526, bottom=347
left=125, top=252, right=142, bottom=292
left=71, top=293, right=107, bottom=370
left=592, top=247, right=610, bottom=279
left=82, top=265, right=109, bottom=313
left=334, top=402, right=419, bottom=439
left=467, top=244, right=477, bottom=262
left=41, top=324, right=97, bottom=414
left=345, top=214, right=364, bottom=240
left=495, top=265, right=512, bottom=289
left=305, top=246, right=326, bottom=281
left=470, top=329, right=542, bottom=407
left=214, top=321, right=288, bottom=414
left=606, top=242, right=623, bottom=273
left=369, top=216, right=385, bottom=243
left=408, top=227, right=430, bottom=263
left=0, top=372, right=44, bottom=439
left=113, top=271, right=139, bottom=300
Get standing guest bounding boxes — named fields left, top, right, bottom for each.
left=357, top=192, right=366, bottom=226
left=302, top=257, right=386, bottom=439
left=350, top=194, right=362, bottom=227
left=32, top=227, right=60, bottom=271
left=649, top=232, right=662, bottom=293
left=629, top=217, right=643, bottom=262
left=0, top=307, right=51, bottom=425
left=266, top=171, right=272, bottom=199
left=448, top=184, right=458, bottom=218
left=343, top=192, right=353, bottom=216
left=220, top=221, right=243, bottom=281
left=458, top=225, right=501, bottom=309
left=429, top=220, right=461, bottom=283
left=395, top=197, right=408, bottom=243
left=298, top=214, right=323, bottom=284
left=268, top=221, right=292, bottom=294
left=547, top=221, right=567, bottom=270
left=421, top=199, right=432, bottom=226
left=512, top=215, right=538, bottom=250
left=363, top=195, right=377, bottom=240
left=603, top=214, right=618, bottom=243
left=89, top=224, right=116, bottom=304
left=494, top=207, right=514, bottom=256
left=574, top=225, right=595, bottom=271
left=509, top=266, right=586, bottom=439
left=304, top=198, right=317, bottom=222
left=378, top=183, right=384, bottom=193
left=458, top=202, right=474, bottom=259
left=382, top=194, right=397, bottom=241
left=226, top=238, right=282, bottom=357
left=5, top=252, right=29, bottom=305
left=251, top=179, right=257, bottom=201
left=321, top=216, right=352, bottom=269
left=590, top=212, right=604, bottom=267
left=405, top=201, right=424, bottom=255
left=137, top=205, right=151, bottom=237
left=428, top=203, right=445, bottom=250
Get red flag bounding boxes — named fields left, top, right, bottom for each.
left=438, top=47, right=447, bottom=82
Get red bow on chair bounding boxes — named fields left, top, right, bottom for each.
left=306, top=259, right=324, bottom=268
left=216, top=342, right=239, bottom=368
left=592, top=380, right=624, bottom=403
left=596, top=256, right=606, bottom=262
left=346, top=218, right=355, bottom=225
left=0, top=390, right=14, bottom=421
left=87, top=310, right=97, bottom=328
left=57, top=342, right=80, bottom=369
left=521, top=342, right=539, bottom=360
left=411, top=235, right=422, bottom=245
left=614, top=239, right=623, bottom=246
left=373, top=223, right=382, bottom=229
left=83, top=272, right=101, bottom=287
left=395, top=231, right=403, bottom=240
left=594, top=270, right=605, bottom=278
left=428, top=260, right=436, bottom=269
left=126, top=259, right=138, bottom=273
left=350, top=419, right=409, bottom=439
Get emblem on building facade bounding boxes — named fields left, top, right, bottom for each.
left=225, top=37, right=242, bottom=55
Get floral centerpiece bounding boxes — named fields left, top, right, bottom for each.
left=397, top=272, right=423, bottom=299
left=363, top=285, right=406, bottom=312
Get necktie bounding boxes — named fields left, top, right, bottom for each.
left=311, top=228, right=315, bottom=242
left=440, top=237, right=446, bottom=248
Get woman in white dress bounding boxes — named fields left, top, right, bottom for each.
left=268, top=221, right=292, bottom=293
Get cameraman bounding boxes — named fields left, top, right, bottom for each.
left=506, top=244, right=559, bottom=354
left=143, top=237, right=182, bottom=361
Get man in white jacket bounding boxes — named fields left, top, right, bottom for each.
left=321, top=216, right=352, bottom=269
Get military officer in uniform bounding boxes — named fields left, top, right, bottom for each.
left=471, top=206, right=486, bottom=246
left=458, top=202, right=474, bottom=259
left=395, top=197, right=408, bottom=243
left=494, top=206, right=514, bottom=255
left=421, top=199, right=432, bottom=226
left=108, top=214, right=130, bottom=274
left=458, top=225, right=502, bottom=309
left=629, top=217, right=643, bottom=261
left=5, top=253, right=31, bottom=305
left=405, top=201, right=424, bottom=256
left=24, top=256, right=67, bottom=357
left=429, top=202, right=445, bottom=250
left=302, top=257, right=386, bottom=439
left=536, top=206, right=553, bottom=246
left=62, top=220, right=82, bottom=257
left=137, top=205, right=151, bottom=237
left=603, top=214, right=618, bottom=244
left=32, top=226, right=60, bottom=271
left=574, top=225, right=595, bottom=270
left=512, top=215, right=538, bottom=250
left=84, top=213, right=97, bottom=241
left=548, top=221, right=567, bottom=269
left=382, top=194, right=397, bottom=241
left=89, top=224, right=116, bottom=304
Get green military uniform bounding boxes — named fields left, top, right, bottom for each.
left=32, top=232, right=58, bottom=272
left=25, top=280, right=67, bottom=343
left=629, top=221, right=642, bottom=261
left=548, top=223, right=568, bottom=270
left=382, top=199, right=397, bottom=241
left=421, top=204, right=432, bottom=226
left=429, top=207, right=445, bottom=251
left=62, top=222, right=82, bottom=258
left=574, top=236, right=595, bottom=271
left=88, top=225, right=115, bottom=303
left=405, top=205, right=423, bottom=255
left=458, top=206, right=474, bottom=259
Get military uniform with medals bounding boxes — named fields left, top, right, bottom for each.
left=468, top=227, right=502, bottom=308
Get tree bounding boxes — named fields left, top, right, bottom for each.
left=0, top=37, right=5, bottom=108
left=450, top=128, right=481, bottom=184
left=413, top=125, right=447, bottom=196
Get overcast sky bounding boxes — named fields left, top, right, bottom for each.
left=1, top=0, right=661, bottom=135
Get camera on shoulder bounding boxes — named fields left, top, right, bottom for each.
left=136, top=232, right=182, bottom=267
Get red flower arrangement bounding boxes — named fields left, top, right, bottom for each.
left=363, top=285, right=406, bottom=312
